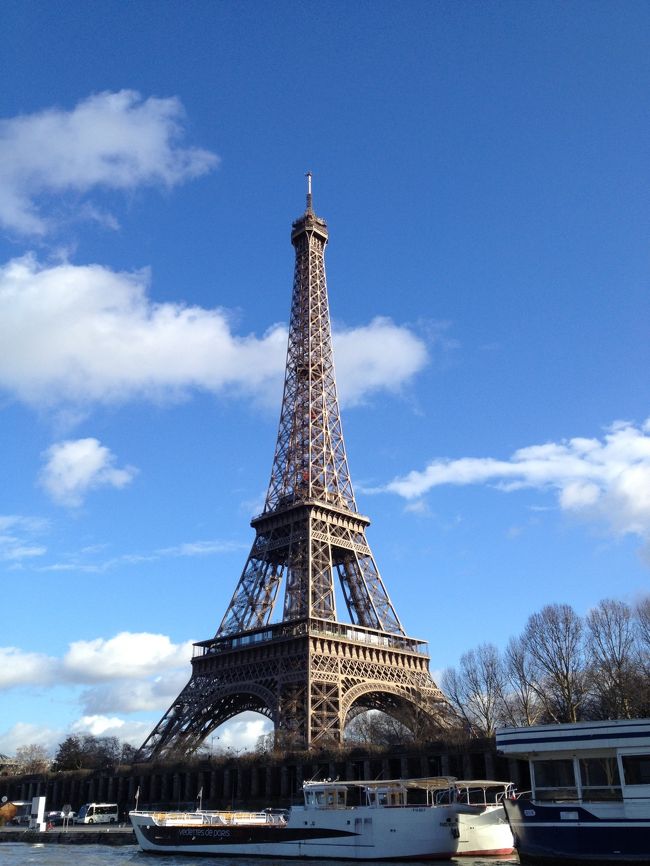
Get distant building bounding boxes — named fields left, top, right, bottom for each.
left=0, top=753, right=18, bottom=775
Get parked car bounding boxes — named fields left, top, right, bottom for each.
left=46, top=810, right=76, bottom=826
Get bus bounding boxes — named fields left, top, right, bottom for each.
left=76, top=803, right=118, bottom=824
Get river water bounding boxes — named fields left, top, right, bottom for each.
left=0, top=846, right=519, bottom=866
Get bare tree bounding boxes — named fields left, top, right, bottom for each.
left=523, top=603, right=586, bottom=723
left=438, top=594, right=650, bottom=736
left=14, top=744, right=50, bottom=774
left=585, top=598, right=639, bottom=718
left=345, top=710, right=413, bottom=747
left=441, top=643, right=506, bottom=736
left=502, top=635, right=542, bottom=726
left=394, top=703, right=449, bottom=743
left=119, top=742, right=138, bottom=764
left=633, top=595, right=650, bottom=713
left=255, top=732, right=276, bottom=755
left=636, top=596, right=650, bottom=662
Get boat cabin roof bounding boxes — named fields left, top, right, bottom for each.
left=302, top=777, right=456, bottom=792
left=496, top=718, right=650, bottom=758
left=301, top=777, right=460, bottom=809
left=454, top=779, right=513, bottom=789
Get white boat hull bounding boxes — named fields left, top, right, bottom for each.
left=130, top=804, right=461, bottom=860
left=456, top=803, right=515, bottom=856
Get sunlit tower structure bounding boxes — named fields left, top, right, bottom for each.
left=135, top=177, right=447, bottom=760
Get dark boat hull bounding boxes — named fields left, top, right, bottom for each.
left=504, top=798, right=650, bottom=865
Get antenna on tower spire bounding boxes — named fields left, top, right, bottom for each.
left=305, top=171, right=313, bottom=212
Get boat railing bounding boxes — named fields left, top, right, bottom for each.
left=146, top=810, right=282, bottom=826
left=494, top=784, right=517, bottom=803
left=150, top=811, right=208, bottom=825
left=445, top=781, right=515, bottom=807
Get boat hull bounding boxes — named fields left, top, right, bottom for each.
left=456, top=803, right=514, bottom=856
left=504, top=798, right=650, bottom=865
left=131, top=806, right=460, bottom=860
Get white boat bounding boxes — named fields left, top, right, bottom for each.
left=496, top=718, right=650, bottom=864
left=452, top=780, right=516, bottom=856
left=130, top=776, right=462, bottom=860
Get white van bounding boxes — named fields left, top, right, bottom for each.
left=76, top=802, right=118, bottom=824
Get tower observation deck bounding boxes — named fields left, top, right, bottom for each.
left=135, top=178, right=448, bottom=760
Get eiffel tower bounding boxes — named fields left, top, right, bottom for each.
left=135, top=177, right=447, bottom=761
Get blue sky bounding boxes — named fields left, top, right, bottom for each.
left=1, top=1, right=648, bottom=755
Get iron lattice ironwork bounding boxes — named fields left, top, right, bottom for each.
left=135, top=180, right=447, bottom=761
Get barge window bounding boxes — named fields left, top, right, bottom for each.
left=621, top=754, right=650, bottom=786
left=532, top=759, right=577, bottom=801
left=579, top=758, right=622, bottom=801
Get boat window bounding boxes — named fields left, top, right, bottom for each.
left=366, top=787, right=406, bottom=807
left=532, top=759, right=578, bottom=801
left=579, top=758, right=622, bottom=801
left=621, top=754, right=650, bottom=786
left=327, top=790, right=346, bottom=809
left=306, top=787, right=346, bottom=809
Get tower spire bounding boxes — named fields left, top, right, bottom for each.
left=305, top=170, right=313, bottom=212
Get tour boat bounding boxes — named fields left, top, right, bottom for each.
left=496, top=718, right=650, bottom=864
left=130, top=776, right=464, bottom=860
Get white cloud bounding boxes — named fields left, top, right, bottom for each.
left=0, top=90, right=218, bottom=235
left=62, top=632, right=194, bottom=682
left=0, top=717, right=151, bottom=754
left=80, top=672, right=190, bottom=715
left=157, top=540, right=245, bottom=557
left=0, top=632, right=196, bottom=752
left=39, top=438, right=137, bottom=506
left=0, top=631, right=193, bottom=692
left=0, top=647, right=58, bottom=688
left=37, top=538, right=244, bottom=574
left=80, top=712, right=271, bottom=753
left=403, top=499, right=433, bottom=516
left=70, top=715, right=126, bottom=737
left=386, top=419, right=650, bottom=542
left=68, top=717, right=153, bottom=747
left=210, top=713, right=272, bottom=753
left=0, top=633, right=195, bottom=750
left=0, top=515, right=48, bottom=533
left=0, top=254, right=428, bottom=410
left=0, top=722, right=61, bottom=755
left=334, top=317, right=429, bottom=405
left=0, top=515, right=48, bottom=561
left=0, top=632, right=272, bottom=753
left=0, top=713, right=270, bottom=755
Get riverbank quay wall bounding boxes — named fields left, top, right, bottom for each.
left=1, top=738, right=525, bottom=817
left=0, top=826, right=135, bottom=845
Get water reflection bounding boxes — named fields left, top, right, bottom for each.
left=0, top=846, right=519, bottom=866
